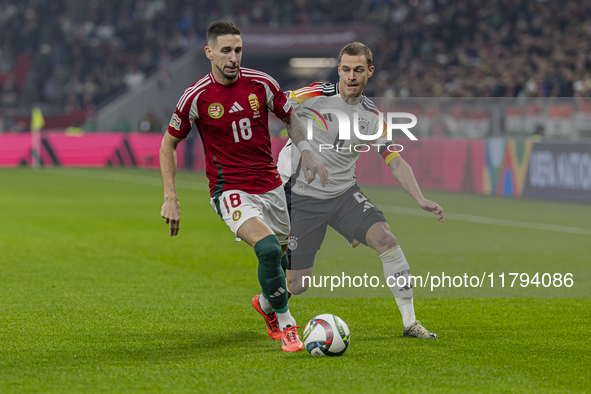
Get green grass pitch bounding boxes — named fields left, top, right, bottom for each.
left=0, top=168, right=589, bottom=393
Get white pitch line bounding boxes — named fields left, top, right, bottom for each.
left=45, top=169, right=591, bottom=236
left=381, top=206, right=591, bottom=236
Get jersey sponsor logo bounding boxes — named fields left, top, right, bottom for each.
left=169, top=113, right=181, bottom=130
left=248, top=93, right=260, bottom=111
left=208, top=103, right=224, bottom=118
left=229, top=102, right=244, bottom=113
left=232, top=210, right=242, bottom=222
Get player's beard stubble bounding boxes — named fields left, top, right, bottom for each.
left=218, top=64, right=239, bottom=82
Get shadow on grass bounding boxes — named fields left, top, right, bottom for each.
left=99, top=329, right=265, bottom=360
left=1, top=329, right=268, bottom=370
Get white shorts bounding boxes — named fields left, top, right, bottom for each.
left=210, top=186, right=290, bottom=245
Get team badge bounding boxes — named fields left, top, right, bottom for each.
left=248, top=93, right=260, bottom=111
left=169, top=113, right=181, bottom=130
left=288, top=236, right=298, bottom=250
left=208, top=103, right=224, bottom=118
left=232, top=210, right=242, bottom=222
left=358, top=120, right=370, bottom=135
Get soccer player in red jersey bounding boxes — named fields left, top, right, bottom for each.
left=159, top=21, right=327, bottom=352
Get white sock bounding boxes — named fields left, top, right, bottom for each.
left=276, top=309, right=296, bottom=331
left=396, top=297, right=416, bottom=328
left=259, top=293, right=273, bottom=314
left=381, top=245, right=415, bottom=327
left=380, top=245, right=413, bottom=298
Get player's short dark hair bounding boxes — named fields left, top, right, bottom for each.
left=339, top=42, right=373, bottom=68
left=207, top=21, right=241, bottom=47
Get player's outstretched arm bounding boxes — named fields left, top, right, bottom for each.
left=281, top=113, right=328, bottom=186
left=388, top=157, right=445, bottom=222
left=160, top=131, right=183, bottom=236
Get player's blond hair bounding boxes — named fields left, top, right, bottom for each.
left=339, top=42, right=373, bottom=68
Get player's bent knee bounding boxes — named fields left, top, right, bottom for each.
left=368, top=227, right=398, bottom=251
left=254, top=234, right=282, bottom=270
left=289, top=279, right=309, bottom=295
left=289, top=275, right=310, bottom=295
left=381, top=232, right=398, bottom=250
left=289, top=281, right=309, bottom=295
left=287, top=267, right=313, bottom=295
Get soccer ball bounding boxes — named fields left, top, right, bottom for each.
left=302, top=314, right=350, bottom=357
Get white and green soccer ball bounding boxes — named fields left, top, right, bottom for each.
left=302, top=314, right=350, bottom=357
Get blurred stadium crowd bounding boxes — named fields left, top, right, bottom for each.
left=1, top=0, right=591, bottom=121
left=0, top=0, right=202, bottom=114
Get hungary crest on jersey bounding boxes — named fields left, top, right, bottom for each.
left=248, top=93, right=260, bottom=111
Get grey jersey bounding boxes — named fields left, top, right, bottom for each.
left=277, top=83, right=392, bottom=199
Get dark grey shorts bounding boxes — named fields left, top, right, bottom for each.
left=285, top=183, right=386, bottom=270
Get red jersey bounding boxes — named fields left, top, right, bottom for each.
left=167, top=67, right=291, bottom=197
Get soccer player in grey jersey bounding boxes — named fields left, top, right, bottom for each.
left=277, top=42, right=445, bottom=339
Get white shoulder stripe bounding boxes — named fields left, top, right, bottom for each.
left=177, top=75, right=211, bottom=108
left=252, top=79, right=275, bottom=111
left=293, top=83, right=329, bottom=92
left=178, top=76, right=211, bottom=108
left=292, top=86, right=324, bottom=95
left=189, top=90, right=207, bottom=121
left=177, top=78, right=211, bottom=111
left=362, top=99, right=379, bottom=111
left=292, top=83, right=336, bottom=97
left=241, top=69, right=280, bottom=90
left=178, top=81, right=211, bottom=112
left=181, top=75, right=210, bottom=100
left=241, top=67, right=276, bottom=80
left=242, top=71, right=279, bottom=90
left=295, top=84, right=324, bottom=91
left=176, top=79, right=208, bottom=110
